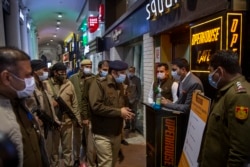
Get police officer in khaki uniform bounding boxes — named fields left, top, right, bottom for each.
left=89, top=60, right=135, bottom=167
left=82, top=60, right=109, bottom=167
left=198, top=50, right=250, bottom=166
left=69, top=59, right=94, bottom=166
left=43, top=62, right=82, bottom=167
left=26, top=59, right=61, bottom=164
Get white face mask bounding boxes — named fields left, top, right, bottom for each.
left=83, top=67, right=91, bottom=75
left=157, top=72, right=165, bottom=80
left=10, top=73, right=35, bottom=98
left=39, top=71, right=49, bottom=81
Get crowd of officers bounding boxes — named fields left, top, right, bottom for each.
left=0, top=46, right=140, bottom=167
left=1, top=46, right=250, bottom=167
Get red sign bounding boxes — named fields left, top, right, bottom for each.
left=88, top=16, right=99, bottom=33
left=99, top=4, right=104, bottom=21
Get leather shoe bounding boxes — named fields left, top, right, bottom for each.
left=118, top=149, right=125, bottom=163
left=73, top=159, right=80, bottom=167
left=121, top=139, right=129, bottom=145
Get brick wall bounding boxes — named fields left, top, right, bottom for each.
left=142, top=33, right=154, bottom=137
left=143, top=33, right=154, bottom=104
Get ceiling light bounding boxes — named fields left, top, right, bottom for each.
left=56, top=26, right=60, bottom=30
left=50, top=39, right=53, bottom=42
left=57, top=20, right=61, bottom=25
left=53, top=34, right=57, bottom=37
left=58, top=13, right=62, bottom=18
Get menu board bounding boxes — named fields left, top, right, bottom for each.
left=178, top=91, right=211, bottom=167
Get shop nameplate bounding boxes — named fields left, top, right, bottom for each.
left=161, top=116, right=177, bottom=167
left=146, top=0, right=180, bottom=20
left=226, top=13, right=242, bottom=63
left=190, top=17, right=222, bottom=72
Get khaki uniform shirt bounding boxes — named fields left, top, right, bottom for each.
left=82, top=75, right=97, bottom=120
left=199, top=76, right=250, bottom=166
left=69, top=71, right=95, bottom=120
left=26, top=80, right=59, bottom=126
left=43, top=78, right=81, bottom=125
left=89, top=74, right=126, bottom=136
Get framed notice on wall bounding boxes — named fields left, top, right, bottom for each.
left=155, top=47, right=161, bottom=63
left=178, top=91, right=211, bottom=167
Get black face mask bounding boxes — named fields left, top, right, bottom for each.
left=55, top=74, right=66, bottom=84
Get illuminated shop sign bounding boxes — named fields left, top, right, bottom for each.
left=161, top=117, right=177, bottom=167
left=190, top=17, right=222, bottom=72
left=190, top=12, right=243, bottom=72
left=146, top=0, right=180, bottom=20
left=226, top=13, right=242, bottom=63
left=88, top=16, right=99, bottom=33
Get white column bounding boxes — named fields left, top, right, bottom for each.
left=5, top=0, right=21, bottom=48
left=0, top=1, right=6, bottom=46
left=29, top=26, right=38, bottom=59
left=20, top=8, right=29, bottom=54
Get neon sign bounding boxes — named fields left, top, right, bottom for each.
left=226, top=13, right=242, bottom=63
left=191, top=27, right=220, bottom=46
left=190, top=17, right=222, bottom=72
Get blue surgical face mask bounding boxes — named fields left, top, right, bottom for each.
left=171, top=70, right=180, bottom=81
left=208, top=69, right=221, bottom=89
left=115, top=74, right=126, bottom=83
left=100, top=70, right=108, bottom=77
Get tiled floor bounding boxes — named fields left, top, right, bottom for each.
left=60, top=130, right=146, bottom=167
left=116, top=130, right=146, bottom=167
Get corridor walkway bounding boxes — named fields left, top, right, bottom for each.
left=116, top=130, right=146, bottom=167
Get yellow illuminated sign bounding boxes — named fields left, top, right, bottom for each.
left=191, top=27, right=220, bottom=46
left=64, top=33, right=74, bottom=43
left=197, top=49, right=212, bottom=64
left=226, top=13, right=242, bottom=64
left=190, top=17, right=222, bottom=73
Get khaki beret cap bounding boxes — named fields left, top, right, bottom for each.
left=81, top=59, right=92, bottom=65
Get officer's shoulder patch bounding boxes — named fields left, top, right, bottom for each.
left=235, top=106, right=249, bottom=120
left=235, top=81, right=247, bottom=93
